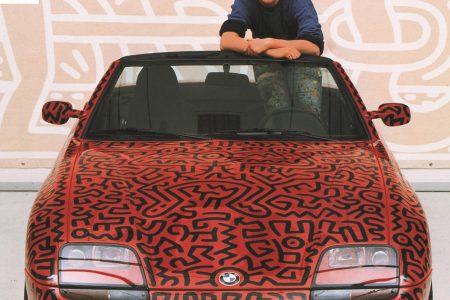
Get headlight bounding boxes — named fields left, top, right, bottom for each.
left=59, top=244, right=146, bottom=288
left=312, top=246, right=399, bottom=300
left=327, top=246, right=397, bottom=268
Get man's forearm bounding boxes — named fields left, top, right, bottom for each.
left=220, top=32, right=321, bottom=57
left=220, top=32, right=248, bottom=53
left=267, top=38, right=321, bottom=56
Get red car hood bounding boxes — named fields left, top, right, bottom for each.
left=67, top=140, right=388, bottom=289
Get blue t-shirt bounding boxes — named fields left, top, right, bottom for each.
left=219, top=0, right=324, bottom=54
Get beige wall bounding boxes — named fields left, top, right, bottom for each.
left=0, top=0, right=448, bottom=168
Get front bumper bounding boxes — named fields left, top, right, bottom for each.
left=25, top=273, right=432, bottom=300
left=24, top=286, right=432, bottom=300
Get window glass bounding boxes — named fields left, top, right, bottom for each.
left=87, top=61, right=367, bottom=141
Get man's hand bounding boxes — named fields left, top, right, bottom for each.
left=246, top=38, right=273, bottom=56
left=264, top=47, right=301, bottom=60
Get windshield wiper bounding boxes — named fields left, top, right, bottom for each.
left=209, top=128, right=334, bottom=141
left=90, top=128, right=210, bottom=140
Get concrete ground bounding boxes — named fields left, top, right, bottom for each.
left=0, top=192, right=448, bottom=300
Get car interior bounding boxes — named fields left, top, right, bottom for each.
left=89, top=63, right=366, bottom=140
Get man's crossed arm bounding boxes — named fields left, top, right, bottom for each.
left=220, top=32, right=321, bottom=60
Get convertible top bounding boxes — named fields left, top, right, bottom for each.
left=120, top=50, right=334, bottom=64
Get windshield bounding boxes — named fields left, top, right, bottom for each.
left=86, top=61, right=368, bottom=141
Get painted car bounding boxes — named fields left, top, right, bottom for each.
left=25, top=51, right=432, bottom=300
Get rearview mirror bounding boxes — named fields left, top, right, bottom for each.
left=205, top=72, right=250, bottom=87
left=42, top=101, right=82, bottom=125
left=368, top=103, right=411, bottom=127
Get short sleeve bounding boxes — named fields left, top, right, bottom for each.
left=219, top=20, right=247, bottom=37
left=292, top=0, right=325, bottom=54
left=219, top=0, right=251, bottom=37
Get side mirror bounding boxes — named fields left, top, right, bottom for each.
left=368, top=103, right=411, bottom=127
left=42, top=101, right=82, bottom=125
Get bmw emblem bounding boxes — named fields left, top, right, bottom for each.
left=219, top=272, right=240, bottom=286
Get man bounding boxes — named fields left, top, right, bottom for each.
left=219, top=0, right=324, bottom=118
left=219, top=0, right=324, bottom=59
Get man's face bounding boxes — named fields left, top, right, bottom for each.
left=258, top=0, right=279, bottom=8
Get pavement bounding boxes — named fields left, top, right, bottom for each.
left=0, top=191, right=448, bottom=299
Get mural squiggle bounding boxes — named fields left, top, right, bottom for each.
left=320, top=0, right=449, bottom=160
left=0, top=0, right=448, bottom=166
left=0, top=8, right=21, bottom=127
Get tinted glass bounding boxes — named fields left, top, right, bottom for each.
left=86, top=61, right=368, bottom=141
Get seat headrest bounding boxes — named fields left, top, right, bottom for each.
left=136, top=65, right=178, bottom=88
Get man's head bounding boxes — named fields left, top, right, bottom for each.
left=258, top=0, right=280, bottom=8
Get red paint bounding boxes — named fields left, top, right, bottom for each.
left=26, top=53, right=431, bottom=299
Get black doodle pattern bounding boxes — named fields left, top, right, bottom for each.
left=68, top=140, right=387, bottom=289
left=335, top=62, right=431, bottom=297
left=41, top=101, right=81, bottom=125
left=25, top=146, right=73, bottom=283
left=149, top=292, right=307, bottom=300
left=25, top=56, right=432, bottom=299
left=25, top=277, right=57, bottom=300
left=376, top=142, right=431, bottom=288
left=369, top=103, right=411, bottom=127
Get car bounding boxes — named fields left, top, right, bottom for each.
left=25, top=51, right=432, bottom=300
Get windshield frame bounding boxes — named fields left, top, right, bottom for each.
left=83, top=56, right=371, bottom=142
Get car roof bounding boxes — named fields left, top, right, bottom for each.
left=120, top=50, right=335, bottom=65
